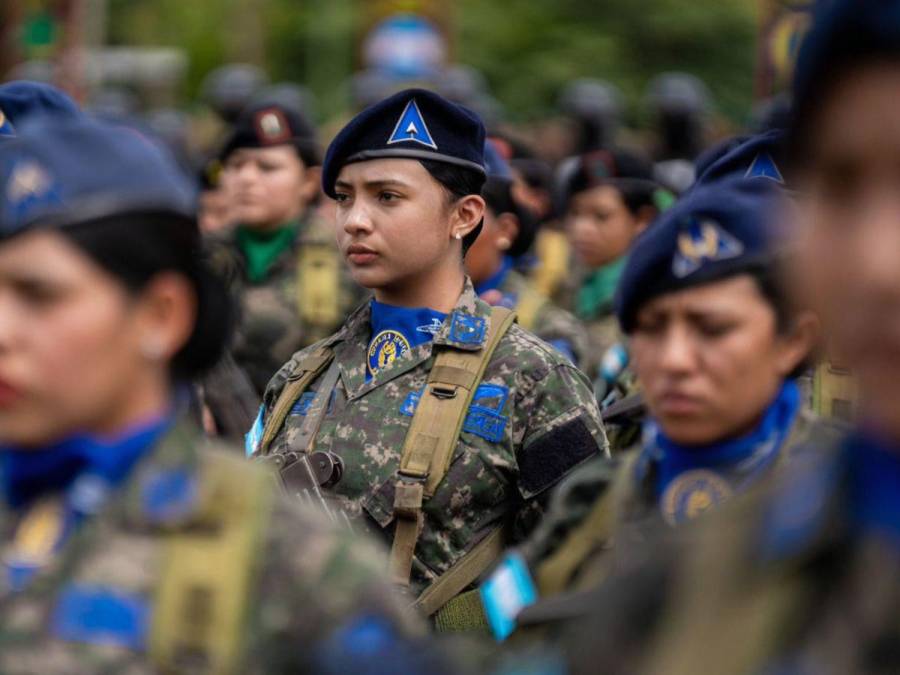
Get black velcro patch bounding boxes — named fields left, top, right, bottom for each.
left=518, top=417, right=599, bottom=497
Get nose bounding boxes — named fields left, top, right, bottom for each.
left=341, top=199, right=374, bottom=237
left=0, top=291, right=16, bottom=355
left=657, top=324, right=698, bottom=377
left=853, top=196, right=900, bottom=298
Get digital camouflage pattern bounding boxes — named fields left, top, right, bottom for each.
left=0, top=416, right=430, bottom=674
left=517, top=409, right=824, bottom=602
left=560, top=422, right=888, bottom=675
left=484, top=268, right=590, bottom=372
left=207, top=211, right=364, bottom=395
left=257, top=279, right=608, bottom=596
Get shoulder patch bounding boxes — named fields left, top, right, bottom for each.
left=401, top=383, right=510, bottom=443
left=140, top=469, right=198, bottom=525
left=519, top=418, right=599, bottom=497
left=387, top=98, right=437, bottom=149
left=448, top=312, right=487, bottom=345
left=51, top=585, right=150, bottom=651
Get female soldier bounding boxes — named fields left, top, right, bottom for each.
left=250, top=89, right=607, bottom=630
left=465, top=139, right=589, bottom=370
left=483, top=176, right=818, bottom=638
left=561, top=147, right=665, bottom=391
left=211, top=101, right=360, bottom=395
left=0, top=113, right=431, bottom=673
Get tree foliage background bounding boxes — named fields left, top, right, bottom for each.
left=106, top=0, right=757, bottom=123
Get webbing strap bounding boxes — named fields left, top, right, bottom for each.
left=535, top=452, right=639, bottom=596
left=150, top=452, right=272, bottom=674
left=416, top=527, right=505, bottom=618
left=297, top=244, right=341, bottom=331
left=388, top=307, right=516, bottom=588
left=292, top=359, right=342, bottom=455
left=257, top=349, right=333, bottom=457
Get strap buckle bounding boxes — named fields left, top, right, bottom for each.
left=430, top=385, right=458, bottom=400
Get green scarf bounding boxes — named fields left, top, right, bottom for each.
left=235, top=223, right=297, bottom=283
left=576, top=256, right=628, bottom=321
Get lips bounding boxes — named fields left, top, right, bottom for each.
left=0, top=377, right=21, bottom=407
left=655, top=391, right=706, bottom=416
left=345, top=243, right=379, bottom=265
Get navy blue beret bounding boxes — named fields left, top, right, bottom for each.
left=322, top=88, right=486, bottom=198
left=484, top=138, right=513, bottom=181
left=693, top=130, right=786, bottom=189
left=0, top=115, right=195, bottom=239
left=0, top=81, right=80, bottom=139
left=615, top=177, right=784, bottom=333
left=220, top=101, right=319, bottom=163
left=793, top=0, right=900, bottom=128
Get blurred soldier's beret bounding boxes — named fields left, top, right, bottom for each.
left=693, top=130, right=787, bottom=189
left=560, top=147, right=656, bottom=206
left=220, top=101, right=319, bottom=164
left=322, top=88, right=486, bottom=199
left=0, top=115, right=195, bottom=238
left=615, top=178, right=783, bottom=333
left=0, top=81, right=80, bottom=139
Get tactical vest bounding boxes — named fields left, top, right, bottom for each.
left=256, top=306, right=517, bottom=629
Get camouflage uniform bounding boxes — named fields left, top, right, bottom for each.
left=485, top=268, right=589, bottom=372
left=207, top=212, right=363, bottom=395
left=257, top=279, right=608, bottom=597
left=515, top=409, right=823, bottom=607
left=0, top=415, right=432, bottom=674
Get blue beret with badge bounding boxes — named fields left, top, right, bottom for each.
left=615, top=177, right=784, bottom=333
left=0, top=81, right=80, bottom=140
left=693, top=129, right=786, bottom=189
left=220, top=101, right=320, bottom=164
left=0, top=115, right=196, bottom=239
left=321, top=87, right=486, bottom=199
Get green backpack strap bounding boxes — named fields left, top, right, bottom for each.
left=255, top=348, right=334, bottom=457
left=388, top=307, right=516, bottom=592
left=150, top=451, right=274, bottom=674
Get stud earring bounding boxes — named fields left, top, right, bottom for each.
left=454, top=232, right=462, bottom=240
left=140, top=340, right=165, bottom=361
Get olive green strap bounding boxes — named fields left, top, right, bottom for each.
left=416, top=526, right=505, bottom=618
left=388, top=307, right=516, bottom=587
left=150, top=452, right=273, bottom=674
left=256, top=349, right=333, bottom=457
left=297, top=244, right=341, bottom=333
left=432, top=590, right=490, bottom=633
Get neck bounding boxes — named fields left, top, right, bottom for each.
left=89, top=370, right=173, bottom=439
left=374, top=258, right=465, bottom=313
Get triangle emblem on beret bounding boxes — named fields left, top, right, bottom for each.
left=0, top=109, right=14, bottom=138
left=672, top=218, right=744, bottom=278
left=387, top=99, right=437, bottom=150
left=745, top=152, right=784, bottom=184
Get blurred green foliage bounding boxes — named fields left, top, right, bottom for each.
left=106, top=0, right=756, bottom=122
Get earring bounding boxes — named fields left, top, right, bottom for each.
left=454, top=232, right=462, bottom=240
left=497, top=237, right=512, bottom=251
left=140, top=340, right=165, bottom=361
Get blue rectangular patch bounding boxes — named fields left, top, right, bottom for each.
left=480, top=552, right=538, bottom=641
left=400, top=384, right=508, bottom=443
left=51, top=585, right=151, bottom=651
left=449, top=312, right=487, bottom=345
left=290, top=392, right=316, bottom=416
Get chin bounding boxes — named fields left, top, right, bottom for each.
left=657, top=418, right=726, bottom=447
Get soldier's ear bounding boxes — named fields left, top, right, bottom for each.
left=299, top=166, right=322, bottom=204
left=451, top=194, right=485, bottom=239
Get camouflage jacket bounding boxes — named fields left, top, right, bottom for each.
left=257, top=279, right=609, bottom=596
left=560, top=420, right=897, bottom=675
left=517, top=409, right=823, bottom=602
left=0, top=415, right=435, bottom=674
left=207, top=212, right=364, bottom=395
left=487, top=269, right=590, bottom=373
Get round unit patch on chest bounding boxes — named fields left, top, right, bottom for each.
left=367, top=329, right=411, bottom=377
left=661, top=469, right=733, bottom=526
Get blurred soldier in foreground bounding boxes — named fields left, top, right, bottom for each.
left=0, top=112, right=436, bottom=673
left=249, top=88, right=607, bottom=631
left=466, top=139, right=588, bottom=370
left=560, top=3, right=900, bottom=672
left=209, top=101, right=361, bottom=396
left=479, top=176, right=819, bottom=644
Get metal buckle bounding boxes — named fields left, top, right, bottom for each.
left=430, top=385, right=457, bottom=400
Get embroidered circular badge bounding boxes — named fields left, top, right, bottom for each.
left=660, top=469, right=733, bottom=526
left=367, top=329, right=411, bottom=377
left=7, top=498, right=67, bottom=565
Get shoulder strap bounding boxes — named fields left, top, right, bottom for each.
left=297, top=244, right=341, bottom=332
left=535, top=451, right=640, bottom=596
left=256, top=348, right=333, bottom=457
left=150, top=451, right=273, bottom=673
left=515, top=284, right=547, bottom=332
left=388, top=306, right=516, bottom=587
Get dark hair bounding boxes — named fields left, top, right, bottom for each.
left=564, top=148, right=658, bottom=216
left=748, top=262, right=812, bottom=379
left=418, top=159, right=486, bottom=252
left=481, top=177, right=538, bottom=257
left=63, top=211, right=233, bottom=379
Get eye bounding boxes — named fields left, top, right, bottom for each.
left=12, top=280, right=66, bottom=308
left=379, top=191, right=401, bottom=203
left=334, top=192, right=350, bottom=205
left=697, top=321, right=735, bottom=338
left=634, top=316, right=666, bottom=335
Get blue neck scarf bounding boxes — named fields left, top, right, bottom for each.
left=367, top=300, right=447, bottom=381
left=644, top=380, right=801, bottom=524
left=474, top=256, right=514, bottom=296
left=0, top=415, right=171, bottom=511
left=847, top=431, right=900, bottom=548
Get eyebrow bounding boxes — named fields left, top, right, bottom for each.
left=334, top=178, right=412, bottom=191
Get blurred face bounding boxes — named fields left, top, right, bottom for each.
left=222, top=145, right=316, bottom=229
left=566, top=185, right=645, bottom=268
left=795, top=64, right=900, bottom=441
left=465, top=206, right=518, bottom=286
left=631, top=275, right=809, bottom=445
left=0, top=231, right=188, bottom=447
left=198, top=186, right=233, bottom=233
left=333, top=159, right=483, bottom=302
